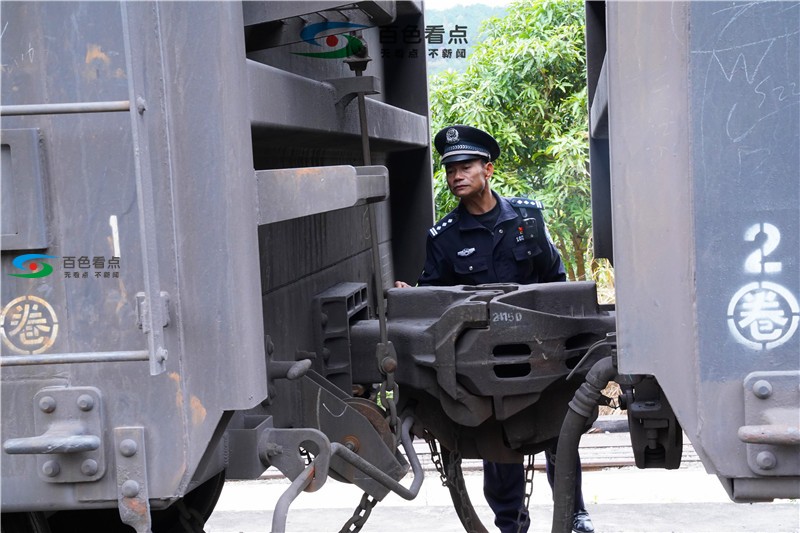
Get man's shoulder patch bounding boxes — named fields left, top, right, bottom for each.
left=429, top=211, right=459, bottom=238
left=508, top=197, right=544, bottom=210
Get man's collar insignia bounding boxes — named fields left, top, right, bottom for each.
left=446, top=128, right=459, bottom=144
left=457, top=247, right=476, bottom=257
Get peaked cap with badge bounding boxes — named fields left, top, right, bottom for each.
left=434, top=125, right=501, bottom=165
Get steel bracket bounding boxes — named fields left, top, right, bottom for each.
left=313, top=282, right=370, bottom=392
left=135, top=291, right=171, bottom=333
left=114, top=427, right=152, bottom=533
left=258, top=427, right=331, bottom=493
left=325, top=76, right=381, bottom=108
left=740, top=371, right=800, bottom=476
left=2, top=387, right=106, bottom=483
left=624, top=376, right=683, bottom=469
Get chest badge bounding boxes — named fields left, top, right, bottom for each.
left=457, top=247, right=476, bottom=257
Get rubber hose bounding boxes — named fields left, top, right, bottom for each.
left=551, top=356, right=617, bottom=533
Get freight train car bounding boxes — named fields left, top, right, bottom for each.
left=1, top=2, right=434, bottom=531
left=584, top=0, right=799, bottom=506
left=1, top=1, right=798, bottom=533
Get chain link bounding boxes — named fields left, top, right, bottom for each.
left=424, top=431, right=448, bottom=486
left=376, top=342, right=400, bottom=447
left=339, top=492, right=378, bottom=533
left=514, top=454, right=534, bottom=533
left=439, top=445, right=475, bottom=533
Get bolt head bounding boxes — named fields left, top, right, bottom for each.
left=42, top=460, right=60, bottom=477
left=119, top=439, right=138, bottom=457
left=121, top=479, right=140, bottom=498
left=77, top=394, right=95, bottom=411
left=343, top=436, right=360, bottom=453
left=380, top=356, right=397, bottom=374
left=755, top=451, right=777, bottom=470
left=752, top=380, right=773, bottom=399
left=38, top=396, right=57, bottom=413
left=81, top=459, right=99, bottom=476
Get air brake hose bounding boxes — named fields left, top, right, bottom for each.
left=551, top=356, right=617, bottom=533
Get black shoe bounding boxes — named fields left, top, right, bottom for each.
left=573, top=509, right=594, bottom=533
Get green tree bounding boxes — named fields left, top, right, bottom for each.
left=429, top=0, right=600, bottom=283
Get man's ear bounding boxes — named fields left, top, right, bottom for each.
left=484, top=161, right=494, bottom=179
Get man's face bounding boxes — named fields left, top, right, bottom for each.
left=445, top=159, right=493, bottom=200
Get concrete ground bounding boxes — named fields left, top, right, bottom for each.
left=206, top=430, right=800, bottom=533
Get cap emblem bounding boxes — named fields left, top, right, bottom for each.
left=446, top=128, right=459, bottom=144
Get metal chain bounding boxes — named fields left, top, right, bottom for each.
left=339, top=492, right=378, bottom=533
left=424, top=431, right=448, bottom=486
left=444, top=446, right=475, bottom=533
left=515, top=455, right=535, bottom=533
left=175, top=499, right=206, bottom=533
left=376, top=342, right=400, bottom=447
left=378, top=369, right=400, bottom=446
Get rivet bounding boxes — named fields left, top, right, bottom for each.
left=468, top=266, right=473, bottom=271
left=38, top=396, right=57, bottom=413
left=81, top=459, right=99, bottom=476
left=527, top=250, right=532, bottom=256
left=755, top=451, right=777, bottom=470
left=156, top=348, right=168, bottom=363
left=42, top=460, right=60, bottom=477
left=752, top=380, right=773, bottom=399
left=121, top=479, right=140, bottom=498
left=77, top=394, right=95, bottom=411
left=119, top=439, right=138, bottom=457
left=136, top=96, right=147, bottom=114
left=499, top=229, right=504, bottom=234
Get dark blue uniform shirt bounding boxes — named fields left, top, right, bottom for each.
left=418, top=192, right=566, bottom=286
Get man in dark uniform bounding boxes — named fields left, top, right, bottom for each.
left=395, top=125, right=594, bottom=533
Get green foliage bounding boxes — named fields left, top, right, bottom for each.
left=428, top=0, right=606, bottom=287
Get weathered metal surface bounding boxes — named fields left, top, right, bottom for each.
left=1, top=0, right=267, bottom=514
left=258, top=426, right=331, bottom=492
left=347, top=282, right=616, bottom=462
left=313, top=282, right=370, bottom=392
left=1, top=387, right=106, bottom=484
left=591, top=0, right=800, bottom=500
left=256, top=166, right=389, bottom=225
left=740, top=371, right=800, bottom=478
left=0, top=129, right=49, bottom=251
left=114, top=427, right=151, bottom=533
